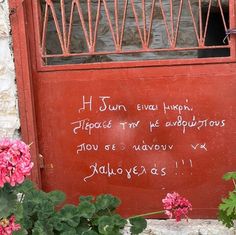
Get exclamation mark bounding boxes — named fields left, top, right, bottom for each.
left=175, top=159, right=193, bottom=176
left=189, top=159, right=193, bottom=175
left=181, top=160, right=185, bottom=175
left=175, top=161, right=178, bottom=175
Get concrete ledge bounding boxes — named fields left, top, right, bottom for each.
left=124, top=220, right=236, bottom=235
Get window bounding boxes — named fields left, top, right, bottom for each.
left=38, top=0, right=231, bottom=65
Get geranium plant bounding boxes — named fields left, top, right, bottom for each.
left=129, top=192, right=192, bottom=221
left=0, top=138, right=192, bottom=235
left=218, top=171, right=236, bottom=228
left=0, top=138, right=34, bottom=234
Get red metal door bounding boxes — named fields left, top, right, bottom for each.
left=11, top=0, right=236, bottom=218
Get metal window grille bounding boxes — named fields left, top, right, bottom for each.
left=38, top=0, right=231, bottom=65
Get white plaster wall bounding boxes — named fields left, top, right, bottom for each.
left=0, top=0, right=20, bottom=138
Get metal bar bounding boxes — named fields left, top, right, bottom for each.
left=41, top=3, right=49, bottom=55
left=67, top=1, right=75, bottom=51
left=218, top=0, right=229, bottom=44
left=36, top=57, right=235, bottom=72
left=42, top=45, right=231, bottom=58
left=115, top=0, right=119, bottom=45
left=74, top=0, right=91, bottom=51
left=92, top=0, right=101, bottom=51
left=173, top=0, right=183, bottom=48
left=187, top=0, right=200, bottom=46
left=159, top=0, right=172, bottom=47
left=131, top=0, right=145, bottom=48
left=46, top=0, right=66, bottom=54
left=170, top=0, right=174, bottom=43
left=36, top=0, right=43, bottom=45
left=142, top=0, right=147, bottom=47
left=147, top=0, right=156, bottom=47
left=199, top=0, right=203, bottom=46
left=119, top=0, right=128, bottom=49
left=87, top=0, right=93, bottom=46
left=61, top=0, right=68, bottom=54
left=102, top=0, right=117, bottom=49
left=203, top=0, right=212, bottom=45
left=229, top=0, right=236, bottom=60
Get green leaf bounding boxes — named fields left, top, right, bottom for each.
left=59, top=205, right=80, bottom=227
left=83, top=231, right=99, bottom=235
left=32, top=221, right=48, bottom=235
left=79, top=195, right=94, bottom=202
left=129, top=217, right=147, bottom=235
left=37, top=201, right=55, bottom=218
left=13, top=228, right=28, bottom=235
left=75, top=224, right=91, bottom=235
left=95, top=194, right=121, bottom=212
left=25, top=190, right=46, bottom=205
left=112, top=214, right=127, bottom=229
left=60, top=229, right=77, bottom=235
left=47, top=190, right=66, bottom=206
left=15, top=180, right=35, bottom=195
left=218, top=209, right=236, bottom=228
left=13, top=202, right=24, bottom=221
left=52, top=218, right=64, bottom=231
left=97, top=215, right=114, bottom=234
left=0, top=188, right=17, bottom=217
left=219, top=191, right=236, bottom=216
left=20, top=215, right=33, bottom=230
left=78, top=201, right=96, bottom=219
left=223, top=172, right=236, bottom=181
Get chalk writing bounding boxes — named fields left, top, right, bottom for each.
left=99, top=96, right=127, bottom=112
left=191, top=143, right=208, bottom=151
left=149, top=120, right=160, bottom=132
left=132, top=142, right=174, bottom=151
left=77, top=143, right=99, bottom=153
left=165, top=115, right=226, bottom=134
left=136, top=104, right=159, bottom=111
left=75, top=142, right=212, bottom=153
left=79, top=96, right=92, bottom=113
left=104, top=144, right=116, bottom=151
left=120, top=121, right=140, bottom=129
left=71, top=118, right=112, bottom=135
left=163, top=99, right=193, bottom=114
left=83, top=162, right=167, bottom=182
left=175, top=159, right=193, bottom=175
left=71, top=96, right=227, bottom=182
left=78, top=96, right=127, bottom=113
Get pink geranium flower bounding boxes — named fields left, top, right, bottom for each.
left=0, top=215, right=21, bottom=235
left=0, top=138, right=34, bottom=187
left=162, top=192, right=192, bottom=221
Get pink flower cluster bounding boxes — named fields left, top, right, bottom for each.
left=0, top=216, right=21, bottom=235
left=0, top=138, right=34, bottom=187
left=162, top=192, right=192, bottom=221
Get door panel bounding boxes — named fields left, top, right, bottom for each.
left=34, top=64, right=236, bottom=217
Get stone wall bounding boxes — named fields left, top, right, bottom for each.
left=125, top=220, right=236, bottom=235
left=0, top=0, right=20, bottom=138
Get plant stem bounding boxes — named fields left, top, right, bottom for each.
left=233, top=179, right=236, bottom=189
left=20, top=193, right=25, bottom=203
left=128, top=210, right=165, bottom=219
